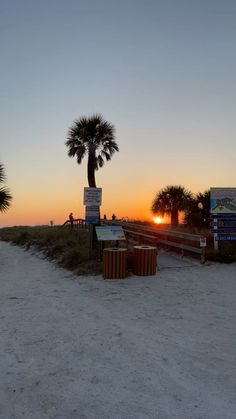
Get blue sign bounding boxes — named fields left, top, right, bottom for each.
left=86, top=215, right=99, bottom=224
left=211, top=214, right=236, bottom=219
left=211, top=220, right=236, bottom=227
left=85, top=205, right=99, bottom=224
left=216, top=236, right=236, bottom=241
left=211, top=229, right=236, bottom=234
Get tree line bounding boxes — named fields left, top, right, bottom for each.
left=152, top=186, right=210, bottom=228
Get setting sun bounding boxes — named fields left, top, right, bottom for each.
left=153, top=216, right=163, bottom=224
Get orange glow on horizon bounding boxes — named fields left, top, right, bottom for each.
left=0, top=183, right=169, bottom=227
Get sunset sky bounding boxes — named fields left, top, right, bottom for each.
left=1, top=0, right=236, bottom=226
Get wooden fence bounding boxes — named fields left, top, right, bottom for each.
left=110, top=221, right=206, bottom=263
left=61, top=218, right=87, bottom=228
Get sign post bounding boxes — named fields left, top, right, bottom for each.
left=213, top=218, right=218, bottom=251
left=200, top=237, right=207, bottom=263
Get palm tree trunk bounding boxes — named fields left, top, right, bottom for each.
left=171, top=208, right=179, bottom=227
left=87, top=152, right=96, bottom=188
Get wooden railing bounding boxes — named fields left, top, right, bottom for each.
left=109, top=221, right=206, bottom=263
left=61, top=218, right=86, bottom=228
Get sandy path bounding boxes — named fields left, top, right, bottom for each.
left=0, top=241, right=236, bottom=419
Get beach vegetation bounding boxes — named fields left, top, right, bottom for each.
left=0, top=226, right=101, bottom=275
left=0, top=162, right=12, bottom=212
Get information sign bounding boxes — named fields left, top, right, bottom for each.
left=211, top=220, right=236, bottom=227
left=200, top=237, right=207, bottom=247
left=211, top=214, right=236, bottom=219
left=95, top=226, right=125, bottom=241
left=210, top=229, right=236, bottom=234
left=210, top=187, right=236, bottom=249
left=216, top=236, right=236, bottom=241
left=83, top=187, right=102, bottom=206
left=85, top=205, right=99, bottom=224
left=210, top=188, right=236, bottom=214
left=86, top=216, right=99, bottom=224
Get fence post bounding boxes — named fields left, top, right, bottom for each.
left=201, top=247, right=205, bottom=264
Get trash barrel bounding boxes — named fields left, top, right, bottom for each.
left=133, top=245, right=157, bottom=276
left=103, top=248, right=128, bottom=279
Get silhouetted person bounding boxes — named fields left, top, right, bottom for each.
left=112, top=213, right=116, bottom=220
left=103, top=214, right=107, bottom=220
left=69, top=212, right=74, bottom=228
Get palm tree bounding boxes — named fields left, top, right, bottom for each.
left=65, top=114, right=119, bottom=187
left=185, top=190, right=210, bottom=227
left=151, top=185, right=192, bottom=227
left=196, top=190, right=210, bottom=225
left=0, top=162, right=12, bottom=212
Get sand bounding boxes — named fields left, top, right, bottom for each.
left=0, top=241, right=236, bottom=419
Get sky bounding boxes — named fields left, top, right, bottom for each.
left=0, top=0, right=236, bottom=226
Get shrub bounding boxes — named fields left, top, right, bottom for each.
left=60, top=249, right=82, bottom=269
left=206, top=249, right=236, bottom=263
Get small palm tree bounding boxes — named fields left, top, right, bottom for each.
left=151, top=185, right=192, bottom=227
left=65, top=114, right=119, bottom=187
left=0, top=162, right=12, bottom=212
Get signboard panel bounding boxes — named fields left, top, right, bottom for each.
left=200, top=237, right=207, bottom=247
left=86, top=216, right=99, bottom=224
left=210, top=188, right=236, bottom=214
left=95, top=226, right=125, bottom=241
left=210, top=229, right=236, bottom=234
left=86, top=205, right=99, bottom=215
left=210, top=214, right=236, bottom=219
left=216, top=236, right=236, bottom=241
left=210, top=188, right=236, bottom=247
left=211, top=220, right=236, bottom=227
left=83, top=187, right=102, bottom=206
left=85, top=205, right=99, bottom=225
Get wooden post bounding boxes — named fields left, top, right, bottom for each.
left=199, top=237, right=207, bottom=264
left=213, top=218, right=219, bottom=251
left=201, top=247, right=205, bottom=264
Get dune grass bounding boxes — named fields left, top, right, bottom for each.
left=0, top=226, right=101, bottom=275
left=1, top=224, right=235, bottom=270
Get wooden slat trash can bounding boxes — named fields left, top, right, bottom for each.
left=103, top=248, right=128, bottom=279
left=133, top=245, right=157, bottom=276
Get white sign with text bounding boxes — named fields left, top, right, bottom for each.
left=83, top=187, right=102, bottom=206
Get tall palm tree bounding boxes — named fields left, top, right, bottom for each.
left=65, top=114, right=119, bottom=187
left=0, top=162, right=12, bottom=212
left=151, top=185, right=192, bottom=227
